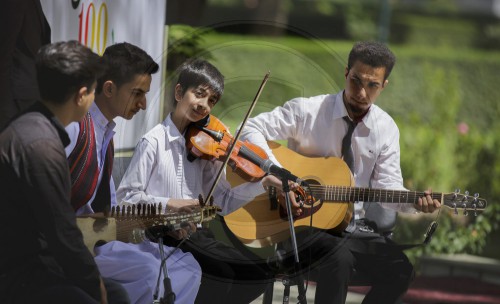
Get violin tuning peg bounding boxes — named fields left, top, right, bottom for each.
left=209, top=196, right=215, bottom=206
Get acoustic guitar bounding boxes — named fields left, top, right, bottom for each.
left=224, top=141, right=487, bottom=248
left=77, top=203, right=218, bottom=254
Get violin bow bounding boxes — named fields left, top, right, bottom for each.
left=205, top=71, right=271, bottom=204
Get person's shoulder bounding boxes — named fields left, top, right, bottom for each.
left=138, top=122, right=168, bottom=149
left=368, top=104, right=399, bottom=130
left=142, top=122, right=165, bottom=139
left=11, top=112, right=58, bottom=143
left=4, top=113, right=65, bottom=162
left=284, top=93, right=336, bottom=112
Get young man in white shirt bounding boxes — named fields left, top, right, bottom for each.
left=117, top=59, right=284, bottom=304
left=239, top=41, right=441, bottom=304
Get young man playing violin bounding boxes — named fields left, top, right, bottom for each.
left=239, top=41, right=441, bottom=304
left=117, top=59, right=281, bottom=304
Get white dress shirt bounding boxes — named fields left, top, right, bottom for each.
left=240, top=91, right=417, bottom=217
left=116, top=113, right=267, bottom=216
left=65, top=102, right=117, bottom=215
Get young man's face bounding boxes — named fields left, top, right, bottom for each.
left=112, top=73, right=152, bottom=120
left=174, top=83, right=219, bottom=124
left=343, top=60, right=388, bottom=119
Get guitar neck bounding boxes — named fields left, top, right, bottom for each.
left=308, top=185, right=442, bottom=204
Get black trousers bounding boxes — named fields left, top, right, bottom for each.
left=164, top=228, right=273, bottom=304
left=103, top=277, right=131, bottom=304
left=278, top=226, right=414, bottom=304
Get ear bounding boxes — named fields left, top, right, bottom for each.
left=102, top=81, right=114, bottom=98
left=344, top=66, right=349, bottom=79
left=174, top=84, right=183, bottom=102
left=382, top=79, right=389, bottom=89
left=76, top=86, right=88, bottom=106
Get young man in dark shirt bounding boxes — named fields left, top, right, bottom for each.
left=0, top=41, right=108, bottom=304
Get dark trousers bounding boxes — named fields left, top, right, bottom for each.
left=2, top=270, right=100, bottom=304
left=278, top=227, right=414, bottom=304
left=164, top=229, right=273, bottom=304
left=102, top=277, right=131, bottom=304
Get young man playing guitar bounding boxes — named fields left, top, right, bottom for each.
left=240, top=41, right=441, bottom=304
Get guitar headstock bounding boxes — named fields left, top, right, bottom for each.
left=442, top=190, right=487, bottom=216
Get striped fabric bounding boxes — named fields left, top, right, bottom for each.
left=68, top=113, right=113, bottom=212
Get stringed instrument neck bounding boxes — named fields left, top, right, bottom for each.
left=77, top=203, right=219, bottom=253
left=307, top=185, right=442, bottom=204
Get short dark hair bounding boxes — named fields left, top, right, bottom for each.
left=36, top=40, right=103, bottom=105
left=347, top=41, right=396, bottom=80
left=175, top=59, right=224, bottom=103
left=96, top=42, right=159, bottom=94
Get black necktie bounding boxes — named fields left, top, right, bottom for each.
left=342, top=116, right=357, bottom=172
left=342, top=116, right=357, bottom=233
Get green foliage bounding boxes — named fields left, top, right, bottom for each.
left=393, top=62, right=500, bottom=264
left=166, top=25, right=214, bottom=72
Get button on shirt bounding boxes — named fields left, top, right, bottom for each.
left=240, top=91, right=417, bottom=217
left=116, top=113, right=266, bottom=216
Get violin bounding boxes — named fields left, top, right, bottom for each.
left=185, top=114, right=269, bottom=182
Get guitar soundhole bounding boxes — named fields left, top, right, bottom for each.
left=277, top=178, right=324, bottom=220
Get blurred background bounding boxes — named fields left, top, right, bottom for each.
left=159, top=0, right=500, bottom=302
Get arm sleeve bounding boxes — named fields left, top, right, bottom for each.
left=202, top=161, right=266, bottom=216
left=116, top=138, right=170, bottom=205
left=27, top=139, right=101, bottom=301
left=240, top=98, right=303, bottom=166
left=370, top=121, right=417, bottom=213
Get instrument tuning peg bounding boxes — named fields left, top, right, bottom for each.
left=453, top=189, right=460, bottom=200
left=452, top=203, right=458, bottom=215
left=198, top=194, right=205, bottom=207
left=209, top=196, right=215, bottom=206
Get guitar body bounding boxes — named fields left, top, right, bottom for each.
left=224, top=141, right=354, bottom=247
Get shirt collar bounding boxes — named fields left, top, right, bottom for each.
left=89, top=102, right=116, bottom=132
left=162, top=113, right=184, bottom=144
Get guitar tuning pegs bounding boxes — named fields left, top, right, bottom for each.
left=453, top=189, right=460, bottom=200
left=452, top=203, right=458, bottom=215
left=462, top=203, right=468, bottom=216
left=473, top=204, right=478, bottom=216
left=209, top=196, right=215, bottom=206
left=198, top=194, right=205, bottom=207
